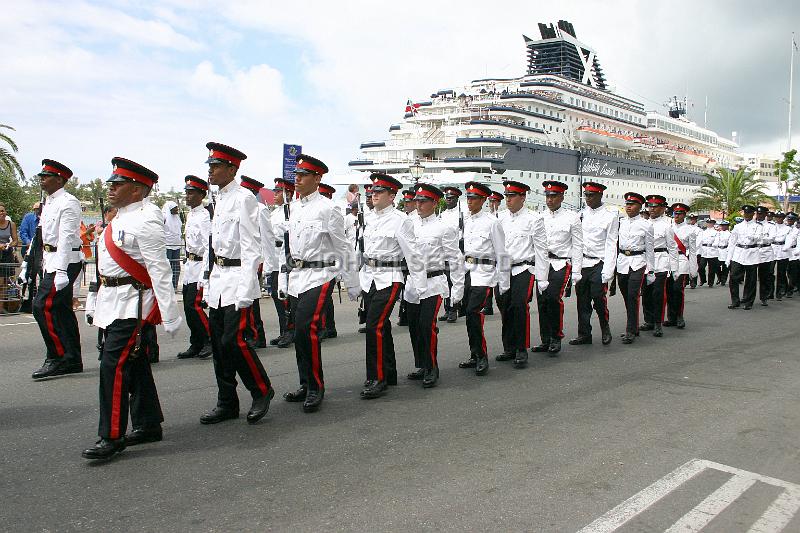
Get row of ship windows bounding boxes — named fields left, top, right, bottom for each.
left=568, top=97, right=643, bottom=125
left=517, top=171, right=703, bottom=188
left=647, top=118, right=716, bottom=144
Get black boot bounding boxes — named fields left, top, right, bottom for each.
left=283, top=386, right=308, bottom=402
left=513, top=349, right=528, bottom=368
left=82, top=438, right=126, bottom=460
left=197, top=342, right=212, bottom=359
left=653, top=323, right=663, bottom=337
left=548, top=339, right=561, bottom=356
left=600, top=323, right=612, bottom=346
left=458, top=355, right=477, bottom=368
left=360, top=380, right=387, bottom=399
left=302, top=389, right=324, bottom=413
left=407, top=368, right=425, bottom=380
left=277, top=330, right=295, bottom=348
left=422, top=367, right=439, bottom=388
left=475, top=356, right=489, bottom=375
left=495, top=351, right=515, bottom=361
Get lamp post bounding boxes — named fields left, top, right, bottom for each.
left=409, top=157, right=424, bottom=185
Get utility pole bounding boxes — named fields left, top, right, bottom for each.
left=784, top=33, right=797, bottom=212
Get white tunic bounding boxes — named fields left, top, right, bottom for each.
left=649, top=215, right=679, bottom=273
left=204, top=180, right=262, bottom=308
left=713, top=230, right=731, bottom=257
left=40, top=187, right=82, bottom=273
left=773, top=223, right=792, bottom=260
left=726, top=219, right=762, bottom=266
left=580, top=203, right=619, bottom=282
left=757, top=220, right=776, bottom=262
left=699, top=228, right=719, bottom=259
left=270, top=203, right=290, bottom=272
left=616, top=215, right=655, bottom=274
left=500, top=207, right=549, bottom=280
left=541, top=207, right=583, bottom=275
left=403, top=213, right=464, bottom=304
left=463, top=210, right=510, bottom=292
left=182, top=204, right=210, bottom=285
left=258, top=203, right=278, bottom=273
left=92, top=200, right=180, bottom=328
left=672, top=220, right=698, bottom=277
left=439, top=206, right=461, bottom=230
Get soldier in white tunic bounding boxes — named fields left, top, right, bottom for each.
left=725, top=204, right=761, bottom=310
left=438, top=186, right=462, bottom=323
left=772, top=212, right=791, bottom=300
left=269, top=178, right=296, bottom=348
left=665, top=203, right=697, bottom=329
left=640, top=194, right=678, bottom=338
left=616, top=192, right=654, bottom=344
left=754, top=206, right=775, bottom=306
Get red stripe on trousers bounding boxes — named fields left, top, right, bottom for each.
left=109, top=329, right=138, bottom=439
left=602, top=282, right=610, bottom=323
left=556, top=264, right=572, bottom=339
left=635, top=272, right=645, bottom=330
left=525, top=274, right=536, bottom=348
left=195, top=286, right=210, bottom=334
left=375, top=283, right=400, bottom=381
left=309, top=282, right=331, bottom=389
left=44, top=283, right=65, bottom=356
left=479, top=287, right=491, bottom=356
left=237, top=308, right=268, bottom=396
left=660, top=275, right=667, bottom=322
left=430, top=296, right=442, bottom=366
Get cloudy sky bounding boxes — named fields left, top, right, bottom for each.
left=2, top=0, right=797, bottom=191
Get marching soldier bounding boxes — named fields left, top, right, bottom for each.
left=317, top=182, right=339, bottom=340
left=359, top=173, right=426, bottom=399
left=665, top=203, right=697, bottom=328
left=397, top=189, right=418, bottom=327
left=270, top=178, right=296, bottom=348
left=82, top=157, right=182, bottom=460
left=687, top=213, right=702, bottom=288
left=457, top=182, right=509, bottom=375
left=533, top=181, right=582, bottom=355
left=772, top=212, right=791, bottom=300
left=177, top=175, right=212, bottom=359
left=438, top=186, right=462, bottom=323
left=280, top=154, right=358, bottom=412
left=571, top=181, right=618, bottom=346
left=494, top=180, right=548, bottom=367
left=616, top=193, right=654, bottom=344
left=31, top=159, right=84, bottom=380
left=404, top=183, right=464, bottom=388
left=199, top=142, right=275, bottom=425
left=784, top=212, right=800, bottom=296
left=755, top=205, right=775, bottom=306
left=640, top=194, right=678, bottom=337
left=725, top=204, right=760, bottom=310
left=481, top=190, right=505, bottom=317
left=697, top=219, right=718, bottom=287
left=714, top=221, right=731, bottom=285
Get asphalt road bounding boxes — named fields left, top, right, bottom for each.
left=1, top=285, right=800, bottom=532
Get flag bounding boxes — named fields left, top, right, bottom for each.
left=404, top=99, right=421, bottom=115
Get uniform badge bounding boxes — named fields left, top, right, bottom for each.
left=115, top=230, right=125, bottom=247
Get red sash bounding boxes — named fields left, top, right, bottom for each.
left=673, top=233, right=687, bottom=255
left=104, top=223, right=162, bottom=324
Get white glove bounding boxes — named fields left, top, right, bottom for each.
left=571, top=274, right=582, bottom=285
left=450, top=300, right=461, bottom=309
left=725, top=260, right=731, bottom=267
left=498, top=285, right=509, bottom=296
left=646, top=273, right=656, bottom=285
left=84, top=291, right=97, bottom=325
left=601, top=273, right=613, bottom=284
left=54, top=270, right=70, bottom=291
left=17, top=262, right=28, bottom=284
left=347, top=286, right=361, bottom=301
left=672, top=271, right=679, bottom=281
left=162, top=316, right=183, bottom=337
left=235, top=298, right=253, bottom=310
left=537, top=280, right=549, bottom=294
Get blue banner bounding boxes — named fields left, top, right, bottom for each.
left=283, top=144, right=302, bottom=183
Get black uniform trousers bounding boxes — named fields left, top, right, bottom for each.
left=463, top=271, right=493, bottom=357
left=33, top=262, right=82, bottom=363
left=697, top=256, right=708, bottom=285
left=98, top=319, right=163, bottom=439
left=322, top=292, right=336, bottom=333
left=618, top=266, right=645, bottom=335
left=729, top=261, right=757, bottom=306
left=182, top=282, right=210, bottom=350
left=575, top=262, right=610, bottom=338
left=397, top=298, right=407, bottom=323
left=441, top=264, right=453, bottom=316
left=536, top=264, right=572, bottom=344
left=363, top=281, right=402, bottom=382
left=788, top=259, right=800, bottom=294
left=209, top=304, right=272, bottom=411
left=757, top=261, right=773, bottom=303
left=293, top=279, right=336, bottom=391
left=642, top=271, right=668, bottom=325
left=718, top=255, right=729, bottom=283
left=496, top=270, right=535, bottom=352
left=270, top=270, right=295, bottom=335
left=666, top=273, right=688, bottom=322
left=776, top=258, right=789, bottom=298
left=406, top=295, right=443, bottom=370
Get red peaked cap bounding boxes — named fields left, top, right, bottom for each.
left=582, top=181, right=607, bottom=193
left=318, top=183, right=336, bottom=197
left=108, top=157, right=158, bottom=187
left=489, top=191, right=503, bottom=201
left=184, top=175, right=209, bottom=191
left=503, top=180, right=530, bottom=194
left=274, top=178, right=295, bottom=191
left=414, top=183, right=443, bottom=201
left=443, top=186, right=461, bottom=197
left=624, top=192, right=646, bottom=205
left=465, top=181, right=491, bottom=198
left=542, top=180, right=568, bottom=195
left=38, top=159, right=73, bottom=180
left=646, top=194, right=667, bottom=206
left=205, top=142, right=247, bottom=168
left=296, top=154, right=328, bottom=175
left=671, top=202, right=689, bottom=213
left=370, top=173, right=402, bottom=192
left=240, top=175, right=264, bottom=194
left=402, top=189, right=416, bottom=200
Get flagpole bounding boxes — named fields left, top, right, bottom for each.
left=789, top=32, right=796, bottom=152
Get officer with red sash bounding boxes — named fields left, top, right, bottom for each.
left=665, top=203, right=697, bottom=328
left=200, top=143, right=275, bottom=425
left=82, top=157, right=182, bottom=460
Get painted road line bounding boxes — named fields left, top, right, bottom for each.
left=579, top=458, right=800, bottom=533
left=0, top=321, right=38, bottom=327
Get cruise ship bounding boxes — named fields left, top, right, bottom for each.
left=348, top=20, right=740, bottom=210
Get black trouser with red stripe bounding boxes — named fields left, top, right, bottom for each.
left=536, top=264, right=571, bottom=344
left=666, top=273, right=688, bottom=322
left=406, top=295, right=442, bottom=370
left=642, top=271, right=668, bottom=325
left=248, top=298, right=265, bottom=344
left=33, top=262, right=82, bottom=364
left=618, top=266, right=645, bottom=335
left=293, top=280, right=336, bottom=391
left=575, top=262, right=610, bottom=338
left=98, top=319, right=163, bottom=439
left=363, top=281, right=402, bottom=382
left=497, top=270, right=535, bottom=352
left=209, top=304, right=272, bottom=411
left=182, top=282, right=210, bottom=351
left=270, top=271, right=295, bottom=336
left=463, top=271, right=492, bottom=357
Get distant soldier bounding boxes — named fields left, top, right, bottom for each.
left=438, top=186, right=462, bottom=323
left=772, top=211, right=791, bottom=300
left=697, top=219, right=718, bottom=287
left=616, top=192, right=654, bottom=345
left=571, top=181, right=618, bottom=346
left=533, top=181, right=582, bottom=355
left=755, top=205, right=775, bottom=306
left=664, top=203, right=697, bottom=328
left=686, top=213, right=702, bottom=288
left=725, top=204, right=760, bottom=310
left=177, top=175, right=212, bottom=359
left=317, top=182, right=339, bottom=340
left=31, top=159, right=84, bottom=380
left=640, top=194, right=678, bottom=337
left=397, top=189, right=418, bottom=327
left=783, top=213, right=800, bottom=296
left=269, top=178, right=296, bottom=347
left=714, top=220, right=731, bottom=285
left=199, top=142, right=275, bottom=426
left=457, top=182, right=509, bottom=375
left=494, top=181, right=548, bottom=367
left=82, top=157, right=182, bottom=460
left=404, top=183, right=464, bottom=388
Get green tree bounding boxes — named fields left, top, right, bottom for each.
left=777, top=149, right=800, bottom=210
left=0, top=124, right=25, bottom=184
left=690, top=167, right=775, bottom=221
left=0, top=125, right=35, bottom=222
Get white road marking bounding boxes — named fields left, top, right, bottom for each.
left=579, top=458, right=800, bottom=533
left=0, top=321, right=37, bottom=327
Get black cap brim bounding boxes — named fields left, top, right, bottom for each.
left=205, top=156, right=232, bottom=165
left=106, top=174, right=132, bottom=183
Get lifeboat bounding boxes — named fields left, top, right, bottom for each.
left=576, top=126, right=632, bottom=150
left=652, top=143, right=676, bottom=161
left=675, top=148, right=707, bottom=166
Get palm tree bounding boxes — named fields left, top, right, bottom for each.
left=690, top=167, right=775, bottom=220
left=0, top=124, right=25, bottom=183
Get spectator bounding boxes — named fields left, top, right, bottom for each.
left=18, top=202, right=41, bottom=248
left=162, top=200, right=183, bottom=289
left=0, top=202, right=20, bottom=314
left=79, top=220, right=96, bottom=260
left=346, top=184, right=360, bottom=205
